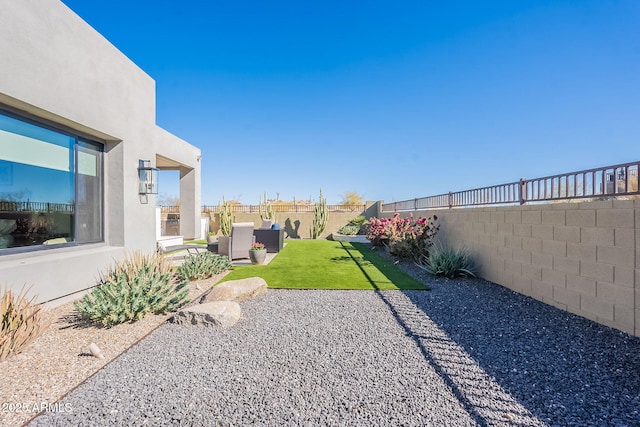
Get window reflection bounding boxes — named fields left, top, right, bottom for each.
left=0, top=112, right=103, bottom=251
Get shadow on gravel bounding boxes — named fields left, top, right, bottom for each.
left=396, top=280, right=640, bottom=426
left=338, top=242, right=640, bottom=425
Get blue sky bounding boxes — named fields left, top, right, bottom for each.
left=61, top=0, right=639, bottom=205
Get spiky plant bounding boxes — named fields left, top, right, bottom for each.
left=176, top=252, right=232, bottom=281
left=417, top=244, right=477, bottom=279
left=337, top=224, right=360, bottom=235
left=218, top=198, right=235, bottom=237
left=258, top=192, right=276, bottom=222
left=310, top=188, right=328, bottom=239
left=74, top=251, right=189, bottom=327
left=1, top=285, right=50, bottom=362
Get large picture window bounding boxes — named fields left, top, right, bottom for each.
left=0, top=112, right=103, bottom=251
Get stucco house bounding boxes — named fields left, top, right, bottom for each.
left=0, top=0, right=202, bottom=304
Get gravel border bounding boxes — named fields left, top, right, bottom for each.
left=27, top=265, right=640, bottom=426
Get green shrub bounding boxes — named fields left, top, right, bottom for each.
left=417, top=244, right=477, bottom=279
left=337, top=216, right=368, bottom=235
left=348, top=215, right=367, bottom=227
left=176, top=251, right=232, bottom=281
left=74, top=251, right=189, bottom=327
left=337, top=224, right=360, bottom=235
left=1, top=285, right=50, bottom=361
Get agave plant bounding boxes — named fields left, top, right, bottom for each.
left=176, top=251, right=232, bottom=281
left=1, top=285, right=50, bottom=361
left=417, top=244, right=477, bottom=279
left=74, top=251, right=189, bottom=327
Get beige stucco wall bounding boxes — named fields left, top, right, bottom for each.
left=383, top=200, right=639, bottom=336
left=0, top=0, right=201, bottom=304
left=207, top=210, right=368, bottom=239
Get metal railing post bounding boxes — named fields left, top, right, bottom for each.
left=448, top=192, right=452, bottom=209
left=519, top=178, right=527, bottom=205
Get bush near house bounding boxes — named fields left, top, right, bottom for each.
left=74, top=251, right=189, bottom=327
left=1, top=285, right=50, bottom=361
left=366, top=213, right=439, bottom=261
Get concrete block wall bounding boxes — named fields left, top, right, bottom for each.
left=207, top=210, right=366, bottom=240
left=386, top=199, right=639, bottom=336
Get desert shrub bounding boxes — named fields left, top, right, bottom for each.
left=337, top=224, right=360, bottom=235
left=348, top=215, right=367, bottom=227
left=176, top=251, right=232, bottom=281
left=337, top=216, right=368, bottom=236
left=366, top=213, right=439, bottom=261
left=1, top=285, right=50, bottom=361
left=417, top=244, right=477, bottom=279
left=74, top=251, right=189, bottom=327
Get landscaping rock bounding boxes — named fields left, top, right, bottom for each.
left=88, top=342, right=105, bottom=359
left=173, top=301, right=241, bottom=327
left=199, top=277, right=267, bottom=304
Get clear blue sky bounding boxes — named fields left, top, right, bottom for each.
left=61, top=0, right=639, bottom=205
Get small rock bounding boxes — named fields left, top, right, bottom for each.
left=88, top=342, right=105, bottom=359
left=200, top=277, right=267, bottom=303
left=174, top=301, right=241, bottom=327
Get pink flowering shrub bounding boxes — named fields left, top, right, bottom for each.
left=366, top=213, right=439, bottom=261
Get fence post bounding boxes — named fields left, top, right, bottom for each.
left=448, top=192, right=452, bottom=209
left=519, top=178, right=527, bottom=205
left=414, top=198, right=418, bottom=211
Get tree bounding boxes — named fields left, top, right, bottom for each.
left=340, top=191, right=364, bottom=207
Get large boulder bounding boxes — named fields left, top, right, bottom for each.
left=200, top=277, right=267, bottom=304
left=174, top=301, right=241, bottom=327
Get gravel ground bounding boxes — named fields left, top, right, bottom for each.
left=28, top=268, right=640, bottom=426
left=0, top=275, right=222, bottom=427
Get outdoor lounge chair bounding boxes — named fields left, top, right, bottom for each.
left=218, top=222, right=256, bottom=260
left=157, top=241, right=208, bottom=256
left=260, top=219, right=274, bottom=229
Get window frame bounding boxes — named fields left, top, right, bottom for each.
left=0, top=109, right=105, bottom=255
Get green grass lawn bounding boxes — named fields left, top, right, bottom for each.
left=220, top=239, right=428, bottom=290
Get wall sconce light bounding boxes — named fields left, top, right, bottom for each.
left=138, top=160, right=159, bottom=195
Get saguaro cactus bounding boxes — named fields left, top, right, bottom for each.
left=258, top=192, right=276, bottom=222
left=218, top=198, right=234, bottom=236
left=310, top=189, right=328, bottom=239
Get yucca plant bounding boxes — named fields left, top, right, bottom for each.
left=74, top=251, right=189, bottom=327
left=417, top=244, right=477, bottom=279
left=176, top=251, right=232, bottom=281
left=1, top=285, right=50, bottom=362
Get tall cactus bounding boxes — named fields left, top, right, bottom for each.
left=310, top=189, right=328, bottom=239
left=218, top=198, right=234, bottom=236
left=258, top=192, right=276, bottom=222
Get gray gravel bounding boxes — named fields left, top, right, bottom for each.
left=29, top=275, right=640, bottom=426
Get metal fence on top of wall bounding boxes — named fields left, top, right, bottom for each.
left=382, top=161, right=640, bottom=212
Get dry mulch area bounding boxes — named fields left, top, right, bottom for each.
left=0, top=273, right=228, bottom=427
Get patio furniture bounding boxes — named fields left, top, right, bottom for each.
left=253, top=228, right=284, bottom=253
left=218, top=222, right=256, bottom=260
left=260, top=219, right=274, bottom=229
left=157, top=241, right=208, bottom=256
